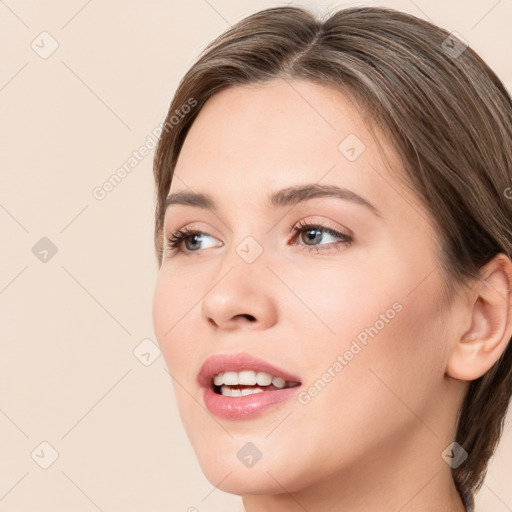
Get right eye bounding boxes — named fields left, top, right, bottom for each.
left=165, top=227, right=222, bottom=254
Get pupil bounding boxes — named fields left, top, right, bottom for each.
left=186, top=234, right=201, bottom=250
left=304, top=228, right=321, bottom=245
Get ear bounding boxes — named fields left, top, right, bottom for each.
left=446, top=253, right=512, bottom=381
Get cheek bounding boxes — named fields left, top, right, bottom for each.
left=291, top=250, right=447, bottom=422
left=342, top=280, right=444, bottom=421
left=280, top=255, right=402, bottom=346
left=151, top=280, right=165, bottom=339
left=152, top=275, right=172, bottom=348
left=286, top=290, right=445, bottom=478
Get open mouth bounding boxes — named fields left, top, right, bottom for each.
left=211, top=371, right=301, bottom=397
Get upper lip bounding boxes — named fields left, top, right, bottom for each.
left=197, top=352, right=302, bottom=389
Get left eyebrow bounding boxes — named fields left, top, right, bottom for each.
left=164, top=183, right=382, bottom=217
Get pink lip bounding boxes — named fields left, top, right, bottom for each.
left=197, top=352, right=301, bottom=389
left=197, top=352, right=302, bottom=420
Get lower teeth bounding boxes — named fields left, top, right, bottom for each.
left=219, top=385, right=265, bottom=397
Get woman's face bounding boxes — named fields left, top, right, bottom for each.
left=152, top=79, right=465, bottom=497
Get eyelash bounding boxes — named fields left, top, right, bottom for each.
left=164, top=219, right=353, bottom=256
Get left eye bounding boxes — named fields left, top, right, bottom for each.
left=291, top=220, right=353, bottom=253
left=164, top=221, right=353, bottom=256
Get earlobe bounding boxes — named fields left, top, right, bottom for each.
left=446, top=253, right=512, bottom=382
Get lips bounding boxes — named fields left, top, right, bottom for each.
left=197, top=352, right=302, bottom=390
left=198, top=352, right=303, bottom=420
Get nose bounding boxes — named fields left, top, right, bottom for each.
left=200, top=253, right=279, bottom=331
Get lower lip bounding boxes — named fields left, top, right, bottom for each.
left=202, top=386, right=301, bottom=420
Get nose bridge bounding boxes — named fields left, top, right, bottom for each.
left=217, top=215, right=271, bottom=277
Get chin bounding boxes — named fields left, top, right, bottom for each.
left=201, top=465, right=293, bottom=496
left=195, top=444, right=318, bottom=497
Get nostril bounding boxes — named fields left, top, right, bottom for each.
left=240, top=314, right=256, bottom=321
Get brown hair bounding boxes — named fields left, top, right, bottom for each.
left=153, top=5, right=512, bottom=501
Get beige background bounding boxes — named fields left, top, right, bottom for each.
left=1, top=0, right=511, bottom=510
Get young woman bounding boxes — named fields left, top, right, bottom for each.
left=152, top=6, right=512, bottom=511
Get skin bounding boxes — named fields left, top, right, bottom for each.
left=152, top=79, right=512, bottom=511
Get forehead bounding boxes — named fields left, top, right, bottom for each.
left=178, top=79, right=370, bottom=171
left=171, top=79, right=422, bottom=218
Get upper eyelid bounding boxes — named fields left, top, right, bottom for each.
left=166, top=220, right=352, bottom=246
left=164, top=221, right=222, bottom=240
left=165, top=218, right=350, bottom=238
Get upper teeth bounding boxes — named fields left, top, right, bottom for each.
left=213, top=370, right=287, bottom=388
